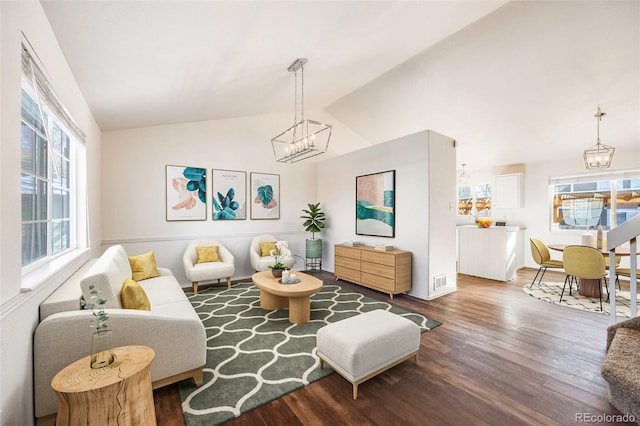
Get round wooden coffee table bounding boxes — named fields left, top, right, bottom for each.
left=252, top=270, right=323, bottom=324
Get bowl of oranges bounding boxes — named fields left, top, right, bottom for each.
left=475, top=218, right=492, bottom=228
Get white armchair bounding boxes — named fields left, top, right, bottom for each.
left=183, top=239, right=235, bottom=294
left=250, top=234, right=295, bottom=272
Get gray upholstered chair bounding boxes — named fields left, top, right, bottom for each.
left=249, top=234, right=294, bottom=272
left=183, top=239, right=235, bottom=294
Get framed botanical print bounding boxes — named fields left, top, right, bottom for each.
left=250, top=172, right=280, bottom=220
left=166, top=165, right=207, bottom=221
left=356, top=170, right=395, bottom=237
left=212, top=169, right=246, bottom=220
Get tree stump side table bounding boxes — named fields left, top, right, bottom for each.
left=51, top=345, right=156, bottom=425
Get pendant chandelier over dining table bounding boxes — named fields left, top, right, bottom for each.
left=457, top=163, right=471, bottom=184
left=583, top=105, right=615, bottom=170
left=271, top=58, right=332, bottom=163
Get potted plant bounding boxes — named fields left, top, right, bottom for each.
left=301, top=203, right=326, bottom=263
left=268, top=241, right=289, bottom=277
left=81, top=284, right=115, bottom=369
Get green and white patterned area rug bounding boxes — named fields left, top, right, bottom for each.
left=178, top=281, right=441, bottom=425
left=524, top=281, right=639, bottom=318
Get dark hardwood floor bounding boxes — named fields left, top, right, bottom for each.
left=154, top=269, right=631, bottom=425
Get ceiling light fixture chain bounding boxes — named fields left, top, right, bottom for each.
left=300, top=64, right=305, bottom=122
left=583, top=104, right=615, bottom=170
left=457, top=163, right=471, bottom=184
left=293, top=65, right=298, bottom=139
left=595, top=105, right=604, bottom=144
left=271, top=58, right=332, bottom=164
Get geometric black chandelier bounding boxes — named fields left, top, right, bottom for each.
left=583, top=105, right=615, bottom=170
left=271, top=58, right=332, bottom=163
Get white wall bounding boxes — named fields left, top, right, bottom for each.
left=427, top=132, right=458, bottom=298
left=317, top=130, right=456, bottom=300
left=0, top=2, right=102, bottom=424
left=101, top=111, right=370, bottom=283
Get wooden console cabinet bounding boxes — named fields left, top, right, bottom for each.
left=334, top=244, right=411, bottom=299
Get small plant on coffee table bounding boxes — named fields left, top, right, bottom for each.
left=268, top=241, right=289, bottom=277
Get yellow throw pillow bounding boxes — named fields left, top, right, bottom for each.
left=121, top=278, right=151, bottom=311
left=197, top=246, right=220, bottom=263
left=128, top=251, right=160, bottom=281
left=259, top=241, right=279, bottom=257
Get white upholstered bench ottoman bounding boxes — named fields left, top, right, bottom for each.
left=316, top=309, right=421, bottom=399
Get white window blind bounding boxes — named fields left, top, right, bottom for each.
left=549, top=168, right=640, bottom=185
left=21, top=43, right=86, bottom=144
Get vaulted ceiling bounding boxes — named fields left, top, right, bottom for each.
left=41, top=1, right=639, bottom=170
left=41, top=0, right=506, bottom=131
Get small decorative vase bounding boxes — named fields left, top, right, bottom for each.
left=271, top=268, right=283, bottom=278
left=91, top=330, right=115, bottom=369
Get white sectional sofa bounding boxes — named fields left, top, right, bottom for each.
left=33, top=245, right=206, bottom=422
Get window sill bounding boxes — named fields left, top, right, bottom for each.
left=21, top=248, right=91, bottom=293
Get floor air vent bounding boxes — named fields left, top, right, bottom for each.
left=433, top=274, right=447, bottom=290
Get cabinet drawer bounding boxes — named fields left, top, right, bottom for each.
left=361, top=272, right=395, bottom=292
left=361, top=261, right=395, bottom=279
left=336, top=255, right=360, bottom=270
left=361, top=250, right=395, bottom=266
left=335, top=266, right=361, bottom=283
left=335, top=245, right=361, bottom=260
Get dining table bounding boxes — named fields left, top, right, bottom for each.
left=548, top=244, right=638, bottom=298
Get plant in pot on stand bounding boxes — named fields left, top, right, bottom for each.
left=301, top=203, right=326, bottom=269
left=81, top=284, right=115, bottom=369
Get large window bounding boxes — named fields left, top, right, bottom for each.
left=21, top=44, right=86, bottom=270
left=457, top=183, right=491, bottom=217
left=550, top=170, right=640, bottom=231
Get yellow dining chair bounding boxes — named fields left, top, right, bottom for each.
left=562, top=245, right=607, bottom=311
left=615, top=268, right=640, bottom=287
left=605, top=255, right=621, bottom=269
left=606, top=255, right=623, bottom=291
left=529, top=238, right=564, bottom=288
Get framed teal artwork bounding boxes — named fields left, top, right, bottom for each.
left=250, top=172, right=279, bottom=220
left=165, top=165, right=206, bottom=221
left=212, top=169, right=246, bottom=220
left=356, top=170, right=395, bottom=237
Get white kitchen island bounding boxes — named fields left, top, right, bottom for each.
left=457, top=225, right=526, bottom=281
